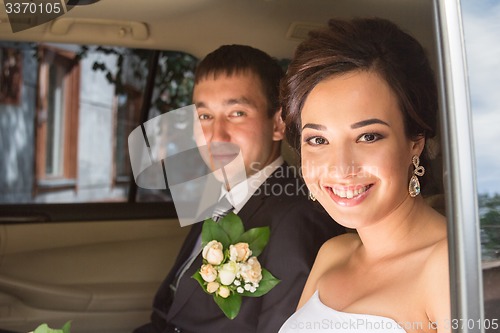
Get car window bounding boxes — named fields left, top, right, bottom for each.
left=462, top=0, right=500, bottom=329
left=0, top=41, right=197, bottom=220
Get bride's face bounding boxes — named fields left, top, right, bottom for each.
left=300, top=70, right=424, bottom=229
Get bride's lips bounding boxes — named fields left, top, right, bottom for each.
left=324, top=184, right=373, bottom=207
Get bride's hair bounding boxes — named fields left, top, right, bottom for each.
left=280, top=17, right=438, bottom=178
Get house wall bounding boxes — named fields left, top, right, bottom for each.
left=0, top=44, right=37, bottom=203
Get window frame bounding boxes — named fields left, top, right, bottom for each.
left=0, top=202, right=176, bottom=223
left=0, top=47, right=178, bottom=222
left=112, top=84, right=143, bottom=185
left=434, top=0, right=484, bottom=330
left=34, top=45, right=80, bottom=193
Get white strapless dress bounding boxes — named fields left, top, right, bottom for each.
left=279, top=291, right=407, bottom=333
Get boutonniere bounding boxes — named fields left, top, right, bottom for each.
left=192, top=212, right=280, bottom=319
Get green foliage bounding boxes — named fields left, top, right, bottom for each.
left=153, top=51, right=197, bottom=112
left=238, top=226, right=270, bottom=257
left=479, top=193, right=500, bottom=259
left=240, top=268, right=280, bottom=297
left=201, top=219, right=231, bottom=249
left=77, top=46, right=197, bottom=113
left=219, top=213, right=245, bottom=245
left=192, top=270, right=211, bottom=294
left=214, top=292, right=242, bottom=320
left=33, top=321, right=71, bottom=333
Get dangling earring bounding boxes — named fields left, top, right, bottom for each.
left=309, top=191, right=316, bottom=201
left=409, top=155, right=425, bottom=197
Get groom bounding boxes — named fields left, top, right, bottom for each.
left=134, top=44, right=345, bottom=333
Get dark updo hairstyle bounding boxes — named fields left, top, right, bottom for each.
left=281, top=17, right=438, bottom=175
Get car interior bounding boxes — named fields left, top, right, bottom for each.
left=0, top=0, right=496, bottom=332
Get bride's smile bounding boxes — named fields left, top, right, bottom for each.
left=324, top=184, right=373, bottom=207
left=300, top=70, right=422, bottom=228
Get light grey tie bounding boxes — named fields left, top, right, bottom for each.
left=171, top=196, right=234, bottom=292
left=211, top=195, right=234, bottom=222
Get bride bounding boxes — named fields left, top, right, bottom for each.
left=279, top=18, right=450, bottom=333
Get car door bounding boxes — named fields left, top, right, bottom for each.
left=0, top=43, right=193, bottom=332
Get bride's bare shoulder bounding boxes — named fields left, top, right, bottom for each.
left=296, top=232, right=360, bottom=309
left=322, top=232, right=361, bottom=251
left=423, top=236, right=449, bottom=279
left=422, top=236, right=450, bottom=329
left=315, top=232, right=360, bottom=267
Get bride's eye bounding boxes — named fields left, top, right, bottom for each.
left=357, top=133, right=383, bottom=143
left=304, top=136, right=329, bottom=146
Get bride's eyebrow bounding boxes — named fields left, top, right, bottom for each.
left=351, top=118, right=389, bottom=129
left=302, top=123, right=326, bottom=131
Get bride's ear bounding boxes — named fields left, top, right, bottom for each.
left=411, top=135, right=425, bottom=156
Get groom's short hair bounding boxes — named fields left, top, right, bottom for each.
left=194, top=44, right=284, bottom=118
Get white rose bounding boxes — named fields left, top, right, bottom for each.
left=218, top=261, right=239, bottom=285
left=229, top=242, right=252, bottom=262
left=200, top=264, right=217, bottom=282
left=218, top=285, right=231, bottom=298
left=206, top=281, right=220, bottom=293
left=202, top=240, right=224, bottom=265
left=240, top=256, right=262, bottom=284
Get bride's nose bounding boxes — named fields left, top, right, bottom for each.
left=327, top=145, right=361, bottom=179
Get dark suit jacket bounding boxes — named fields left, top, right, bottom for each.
left=135, top=164, right=345, bottom=333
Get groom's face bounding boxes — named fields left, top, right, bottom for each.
left=193, top=71, right=284, bottom=184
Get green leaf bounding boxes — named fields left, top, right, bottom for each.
left=33, top=324, right=50, bottom=333
left=33, top=322, right=71, bottom=333
left=201, top=219, right=231, bottom=249
left=237, top=226, right=270, bottom=257
left=213, top=293, right=242, bottom=319
left=62, top=321, right=72, bottom=333
left=219, top=212, right=245, bottom=243
left=241, top=268, right=281, bottom=297
left=192, top=271, right=211, bottom=294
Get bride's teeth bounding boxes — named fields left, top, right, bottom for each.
left=333, top=186, right=368, bottom=198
